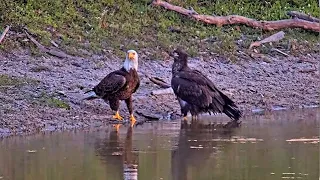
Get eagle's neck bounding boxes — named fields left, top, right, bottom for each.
left=172, top=59, right=188, bottom=74
left=124, top=58, right=138, bottom=72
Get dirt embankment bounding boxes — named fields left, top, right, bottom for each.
left=0, top=49, right=319, bottom=137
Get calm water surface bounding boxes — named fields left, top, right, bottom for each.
left=0, top=109, right=319, bottom=180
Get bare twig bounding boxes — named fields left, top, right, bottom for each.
left=299, top=68, right=317, bottom=73
left=152, top=0, right=320, bottom=32
left=24, top=30, right=47, bottom=51
left=287, top=11, right=320, bottom=23
left=149, top=77, right=171, bottom=88
left=249, top=31, right=285, bottom=49
left=24, top=29, right=73, bottom=59
left=0, top=26, right=10, bottom=44
left=50, top=40, right=59, bottom=48
left=271, top=48, right=289, bottom=57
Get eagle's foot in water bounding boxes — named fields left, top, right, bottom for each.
left=113, top=124, right=122, bottom=131
left=112, top=111, right=123, bottom=121
left=183, top=116, right=188, bottom=121
left=191, top=115, right=198, bottom=121
left=130, top=114, right=137, bottom=127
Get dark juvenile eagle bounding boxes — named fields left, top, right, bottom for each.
left=84, top=50, right=140, bottom=125
left=170, top=48, right=242, bottom=122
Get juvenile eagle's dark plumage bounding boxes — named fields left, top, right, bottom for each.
left=170, top=48, right=242, bottom=122
left=84, top=50, right=140, bottom=125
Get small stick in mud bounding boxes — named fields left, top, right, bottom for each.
left=152, top=0, right=320, bottom=32
left=24, top=29, right=74, bottom=59
left=249, top=31, right=285, bottom=50
left=271, top=48, right=289, bottom=57
left=151, top=88, right=174, bottom=95
left=299, top=68, right=317, bottom=73
left=149, top=77, right=171, bottom=88
left=0, top=26, right=10, bottom=44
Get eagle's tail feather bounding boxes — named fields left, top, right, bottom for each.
left=83, top=90, right=98, bottom=100
left=220, top=93, right=242, bottom=121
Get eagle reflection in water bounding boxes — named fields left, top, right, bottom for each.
left=94, top=124, right=138, bottom=180
left=94, top=120, right=238, bottom=180
left=171, top=120, right=237, bottom=180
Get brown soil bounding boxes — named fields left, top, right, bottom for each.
left=0, top=49, right=319, bottom=137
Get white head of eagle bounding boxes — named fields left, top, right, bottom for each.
left=124, top=50, right=138, bottom=72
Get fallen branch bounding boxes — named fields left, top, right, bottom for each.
left=149, top=77, right=171, bottom=88
left=249, top=31, right=285, bottom=49
left=287, top=11, right=320, bottom=23
left=24, top=29, right=74, bottom=59
left=152, top=0, right=320, bottom=32
left=299, top=68, right=317, bottom=73
left=151, top=88, right=174, bottom=95
left=0, top=26, right=10, bottom=44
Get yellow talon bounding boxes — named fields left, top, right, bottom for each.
left=112, top=111, right=123, bottom=121
left=130, top=114, right=137, bottom=127
left=183, top=116, right=188, bottom=121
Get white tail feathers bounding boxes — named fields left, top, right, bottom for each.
left=83, top=90, right=98, bottom=100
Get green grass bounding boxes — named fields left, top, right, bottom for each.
left=0, top=74, right=39, bottom=87
left=33, top=92, right=71, bottom=110
left=0, top=0, right=319, bottom=59
left=46, top=97, right=70, bottom=110
left=0, top=74, right=69, bottom=109
left=0, top=74, right=24, bottom=87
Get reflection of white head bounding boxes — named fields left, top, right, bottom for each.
left=124, top=164, right=138, bottom=180
left=124, top=50, right=138, bottom=72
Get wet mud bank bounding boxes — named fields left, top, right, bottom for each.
left=0, top=50, right=319, bottom=137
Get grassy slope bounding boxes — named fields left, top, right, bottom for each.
left=0, top=0, right=319, bottom=59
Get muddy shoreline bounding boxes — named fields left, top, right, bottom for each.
left=0, top=49, right=319, bottom=137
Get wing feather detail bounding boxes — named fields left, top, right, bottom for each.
left=171, top=70, right=226, bottom=113
left=94, top=72, right=126, bottom=97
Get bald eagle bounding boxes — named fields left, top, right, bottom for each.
left=170, top=48, right=242, bottom=122
left=84, top=50, right=140, bottom=125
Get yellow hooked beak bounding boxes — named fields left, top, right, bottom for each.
left=128, top=52, right=135, bottom=60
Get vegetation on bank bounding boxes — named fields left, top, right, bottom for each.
left=0, top=0, right=319, bottom=60
left=0, top=74, right=69, bottom=109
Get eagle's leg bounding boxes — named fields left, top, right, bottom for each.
left=182, top=111, right=188, bottom=121
left=110, top=99, right=123, bottom=121
left=190, top=107, right=198, bottom=121
left=179, top=99, right=189, bottom=121
left=113, top=124, right=122, bottom=131
left=125, top=97, right=136, bottom=127
left=191, top=113, right=198, bottom=121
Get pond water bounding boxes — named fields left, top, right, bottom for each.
left=0, top=108, right=319, bottom=180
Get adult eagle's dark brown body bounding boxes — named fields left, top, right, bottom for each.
left=84, top=50, right=140, bottom=126
left=170, top=48, right=242, bottom=122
